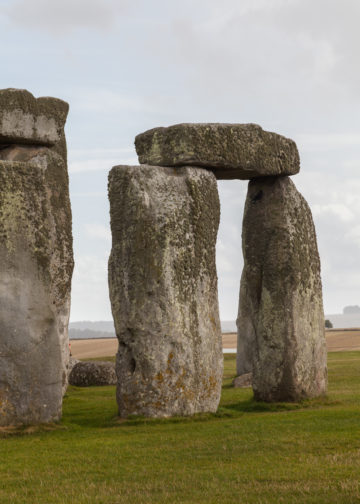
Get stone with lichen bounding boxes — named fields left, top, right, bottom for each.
left=237, top=176, right=327, bottom=402
left=135, top=123, right=300, bottom=180
left=0, top=88, right=68, bottom=146
left=233, top=373, right=252, bottom=388
left=0, top=89, right=73, bottom=426
left=108, top=164, right=223, bottom=417
left=69, top=361, right=117, bottom=387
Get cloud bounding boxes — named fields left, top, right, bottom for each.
left=216, top=240, right=236, bottom=274
left=297, top=133, right=360, bottom=151
left=71, top=191, right=107, bottom=198
left=85, top=223, right=111, bottom=242
left=71, top=254, right=111, bottom=320
left=344, top=226, right=360, bottom=249
left=135, top=0, right=360, bottom=126
left=312, top=204, right=355, bottom=223
left=74, top=89, right=158, bottom=114
left=5, top=0, right=133, bottom=34
left=69, top=156, right=138, bottom=174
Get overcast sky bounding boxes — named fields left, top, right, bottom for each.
left=1, top=0, right=360, bottom=320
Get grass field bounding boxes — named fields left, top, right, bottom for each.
left=1, top=353, right=360, bottom=503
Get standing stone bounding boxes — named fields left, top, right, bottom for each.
left=135, top=123, right=300, bottom=180
left=0, top=90, right=73, bottom=425
left=108, top=164, right=223, bottom=417
left=237, top=176, right=327, bottom=402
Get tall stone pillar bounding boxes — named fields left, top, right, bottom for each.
left=0, top=89, right=73, bottom=425
left=108, top=164, right=223, bottom=417
left=237, top=176, right=327, bottom=401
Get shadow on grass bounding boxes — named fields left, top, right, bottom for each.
left=108, top=394, right=341, bottom=430
left=220, top=395, right=340, bottom=416
left=0, top=423, right=67, bottom=438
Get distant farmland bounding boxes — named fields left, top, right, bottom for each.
left=70, top=329, right=360, bottom=359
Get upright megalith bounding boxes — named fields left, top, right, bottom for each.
left=237, top=176, right=327, bottom=402
left=135, top=123, right=300, bottom=180
left=108, top=164, right=223, bottom=417
left=0, top=89, right=73, bottom=425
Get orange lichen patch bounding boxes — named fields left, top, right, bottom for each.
left=0, top=392, right=15, bottom=420
left=210, top=315, right=217, bottom=330
left=156, top=372, right=164, bottom=383
left=167, top=352, right=174, bottom=364
left=207, top=375, right=218, bottom=393
left=120, top=392, right=140, bottom=413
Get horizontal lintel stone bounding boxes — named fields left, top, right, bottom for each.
left=135, top=123, right=300, bottom=180
left=0, top=88, right=69, bottom=146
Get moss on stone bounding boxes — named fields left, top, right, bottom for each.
left=0, top=89, right=68, bottom=146
left=108, top=164, right=223, bottom=418
left=238, top=176, right=327, bottom=402
left=135, top=123, right=300, bottom=180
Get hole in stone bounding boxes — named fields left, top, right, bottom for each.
left=251, top=190, right=263, bottom=203
left=0, top=144, right=45, bottom=162
left=129, top=358, right=136, bottom=374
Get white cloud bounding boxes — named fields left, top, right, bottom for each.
left=73, top=254, right=107, bottom=284
left=68, top=147, right=137, bottom=174
left=85, top=223, right=111, bottom=242
left=70, top=254, right=111, bottom=320
left=216, top=240, right=235, bottom=274
left=297, top=133, right=360, bottom=151
left=344, top=226, right=360, bottom=249
left=5, top=0, right=133, bottom=34
left=69, top=157, right=138, bottom=173
left=74, top=89, right=158, bottom=114
left=71, top=148, right=135, bottom=156
left=70, top=191, right=107, bottom=198
left=312, top=203, right=355, bottom=223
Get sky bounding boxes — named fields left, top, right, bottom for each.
left=1, top=0, right=360, bottom=321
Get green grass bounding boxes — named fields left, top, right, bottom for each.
left=1, top=352, right=360, bottom=503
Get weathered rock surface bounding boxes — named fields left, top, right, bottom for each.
left=68, top=357, right=80, bottom=375
left=0, top=89, right=68, bottom=146
left=108, top=164, right=223, bottom=417
left=135, top=123, right=300, bottom=180
left=0, top=91, right=73, bottom=425
left=233, top=373, right=252, bottom=388
left=237, top=176, right=327, bottom=402
left=69, top=361, right=117, bottom=387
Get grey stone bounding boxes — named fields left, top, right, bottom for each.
left=108, top=164, right=223, bottom=418
left=135, top=123, right=300, bottom=180
left=0, top=89, right=68, bottom=146
left=0, top=145, right=73, bottom=425
left=68, top=357, right=80, bottom=374
left=69, top=361, right=117, bottom=387
left=233, top=373, right=252, bottom=388
left=236, top=176, right=327, bottom=402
